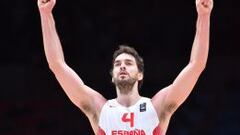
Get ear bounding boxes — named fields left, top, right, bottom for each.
left=112, top=77, right=114, bottom=83
left=137, top=72, right=143, bottom=81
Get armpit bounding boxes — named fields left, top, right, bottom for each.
left=160, top=102, right=177, bottom=120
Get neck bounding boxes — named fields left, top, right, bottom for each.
left=116, top=82, right=141, bottom=107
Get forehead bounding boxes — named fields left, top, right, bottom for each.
left=114, top=53, right=136, bottom=62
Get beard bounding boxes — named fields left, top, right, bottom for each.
left=113, top=76, right=137, bottom=95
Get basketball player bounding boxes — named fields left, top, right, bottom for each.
left=37, top=0, right=213, bottom=134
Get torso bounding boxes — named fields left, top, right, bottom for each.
left=97, top=97, right=162, bottom=135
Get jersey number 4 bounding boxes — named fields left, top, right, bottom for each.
left=121, top=113, right=134, bottom=127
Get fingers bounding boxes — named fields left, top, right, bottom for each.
left=202, top=1, right=210, bottom=8
left=38, top=0, right=56, bottom=13
left=38, top=0, right=54, bottom=5
left=38, top=0, right=56, bottom=6
left=196, top=0, right=213, bottom=15
left=42, top=0, right=50, bottom=3
left=38, top=0, right=50, bottom=4
left=196, top=0, right=213, bottom=8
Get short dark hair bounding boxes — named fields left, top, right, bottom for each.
left=110, top=45, right=144, bottom=89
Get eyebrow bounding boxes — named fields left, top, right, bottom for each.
left=125, top=59, right=134, bottom=63
left=114, top=59, right=134, bottom=64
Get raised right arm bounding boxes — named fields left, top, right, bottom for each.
left=37, top=0, right=106, bottom=119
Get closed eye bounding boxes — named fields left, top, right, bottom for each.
left=125, top=59, right=134, bottom=66
left=125, top=61, right=132, bottom=65
left=114, top=61, right=121, bottom=67
left=114, top=63, right=120, bottom=67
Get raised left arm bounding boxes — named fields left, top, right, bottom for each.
left=152, top=0, right=214, bottom=118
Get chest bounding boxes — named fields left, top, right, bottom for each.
left=99, top=100, right=160, bottom=134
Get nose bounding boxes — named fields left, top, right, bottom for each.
left=120, top=66, right=126, bottom=71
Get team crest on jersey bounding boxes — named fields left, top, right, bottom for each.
left=139, top=102, right=146, bottom=112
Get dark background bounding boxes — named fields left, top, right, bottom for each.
left=1, top=0, right=240, bottom=134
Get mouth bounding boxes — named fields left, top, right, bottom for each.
left=118, top=71, right=129, bottom=77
